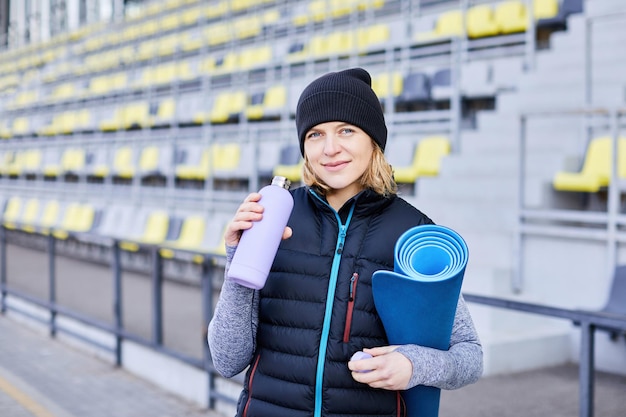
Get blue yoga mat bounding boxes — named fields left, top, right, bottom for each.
left=372, top=224, right=468, bottom=417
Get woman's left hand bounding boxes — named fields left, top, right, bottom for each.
left=348, top=346, right=412, bottom=390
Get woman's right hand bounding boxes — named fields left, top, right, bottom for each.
left=224, top=193, right=292, bottom=247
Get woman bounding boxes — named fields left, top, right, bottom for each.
left=208, top=68, right=482, bottom=417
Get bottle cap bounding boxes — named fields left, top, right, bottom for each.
left=271, top=176, right=291, bottom=190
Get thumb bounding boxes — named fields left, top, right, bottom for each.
left=282, top=226, right=293, bottom=240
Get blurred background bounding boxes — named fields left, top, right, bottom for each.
left=0, top=0, right=624, bottom=415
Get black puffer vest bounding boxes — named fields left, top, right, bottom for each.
left=236, top=187, right=433, bottom=417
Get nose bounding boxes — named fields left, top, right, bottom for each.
left=323, top=135, right=340, bottom=156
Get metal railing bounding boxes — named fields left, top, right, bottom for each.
left=1, top=224, right=625, bottom=416
left=464, top=292, right=626, bottom=417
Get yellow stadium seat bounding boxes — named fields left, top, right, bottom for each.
left=534, top=0, right=559, bottom=20
left=234, top=15, right=262, bottom=40
left=357, top=24, right=390, bottom=52
left=213, top=143, right=242, bottom=173
left=416, top=10, right=464, bottom=42
left=120, top=210, right=170, bottom=252
left=0, top=120, right=10, bottom=139
left=239, top=46, right=272, bottom=70
left=160, top=13, right=183, bottom=31
left=495, top=1, right=528, bottom=34
left=466, top=5, right=500, bottom=38
left=12, top=117, right=30, bottom=136
left=37, top=200, right=61, bottom=235
left=122, top=102, right=150, bottom=129
left=272, top=144, right=303, bottom=184
left=553, top=137, right=626, bottom=192
left=5, top=151, right=25, bottom=177
left=20, top=198, right=41, bottom=233
left=151, top=98, right=176, bottom=127
left=22, top=149, right=43, bottom=177
left=209, top=91, right=246, bottom=124
left=112, top=147, right=135, bottom=180
left=52, top=203, right=95, bottom=240
left=393, top=136, right=451, bottom=184
left=176, top=146, right=212, bottom=181
left=372, top=72, right=403, bottom=101
left=3, top=196, right=22, bottom=229
left=159, top=215, right=206, bottom=259
left=247, top=85, right=287, bottom=121
left=43, top=148, right=85, bottom=178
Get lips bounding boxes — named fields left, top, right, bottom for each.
left=323, top=161, right=349, bottom=171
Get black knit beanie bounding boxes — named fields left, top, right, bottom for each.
left=295, top=68, right=387, bottom=156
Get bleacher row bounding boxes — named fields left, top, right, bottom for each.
left=0, top=193, right=230, bottom=263
left=0, top=0, right=585, bottom=205
left=0, top=133, right=452, bottom=189
left=0, top=0, right=580, bottom=135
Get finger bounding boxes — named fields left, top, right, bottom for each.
left=282, top=226, right=293, bottom=240
left=364, top=346, right=398, bottom=356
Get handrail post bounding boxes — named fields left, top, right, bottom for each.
left=151, top=246, right=163, bottom=346
left=524, top=0, right=536, bottom=71
left=112, top=240, right=123, bottom=366
left=48, top=233, right=57, bottom=337
left=0, top=226, right=6, bottom=314
left=579, top=321, right=595, bottom=417
left=201, top=256, right=215, bottom=409
left=513, top=115, right=527, bottom=293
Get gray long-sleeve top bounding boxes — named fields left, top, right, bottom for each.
left=208, top=246, right=483, bottom=391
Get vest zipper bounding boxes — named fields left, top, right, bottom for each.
left=242, top=354, right=261, bottom=417
left=310, top=189, right=356, bottom=417
left=343, top=272, right=359, bottom=343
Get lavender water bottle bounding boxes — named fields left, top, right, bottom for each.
left=227, top=176, right=294, bottom=289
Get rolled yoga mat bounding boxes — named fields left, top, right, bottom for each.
left=372, top=224, right=468, bottom=417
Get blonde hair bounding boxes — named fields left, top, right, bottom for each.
left=302, top=143, right=397, bottom=196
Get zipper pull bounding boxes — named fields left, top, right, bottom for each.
left=349, top=273, right=358, bottom=301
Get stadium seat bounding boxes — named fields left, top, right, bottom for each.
left=137, top=145, right=173, bottom=183
left=396, top=72, right=432, bottom=111
left=495, top=1, right=528, bottom=34
left=537, top=0, right=582, bottom=28
left=209, top=91, right=246, bottom=124
left=110, top=146, right=136, bottom=180
left=553, top=137, right=626, bottom=192
left=119, top=210, right=170, bottom=252
left=22, top=149, right=43, bottom=178
left=192, top=215, right=230, bottom=261
left=393, top=136, right=451, bottom=184
left=272, top=144, right=303, bottom=183
left=43, top=148, right=85, bottom=179
left=0, top=120, right=10, bottom=139
left=2, top=196, right=22, bottom=229
left=430, top=68, right=453, bottom=101
left=246, top=85, right=287, bottom=121
left=175, top=145, right=211, bottom=182
left=52, top=202, right=96, bottom=240
left=11, top=117, right=30, bottom=137
left=415, top=10, right=464, bottom=41
left=466, top=4, right=500, bottom=38
left=159, top=214, right=206, bottom=259
left=19, top=198, right=41, bottom=232
left=151, top=98, right=176, bottom=127
left=534, top=0, right=560, bottom=20
left=239, top=45, right=272, bottom=71
left=5, top=151, right=25, bottom=177
left=372, top=72, right=403, bottom=104
left=35, top=200, right=62, bottom=236
left=357, top=24, right=390, bottom=53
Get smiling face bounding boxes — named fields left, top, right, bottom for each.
left=303, top=121, right=375, bottom=210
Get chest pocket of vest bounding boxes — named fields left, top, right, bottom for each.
left=343, top=272, right=360, bottom=343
